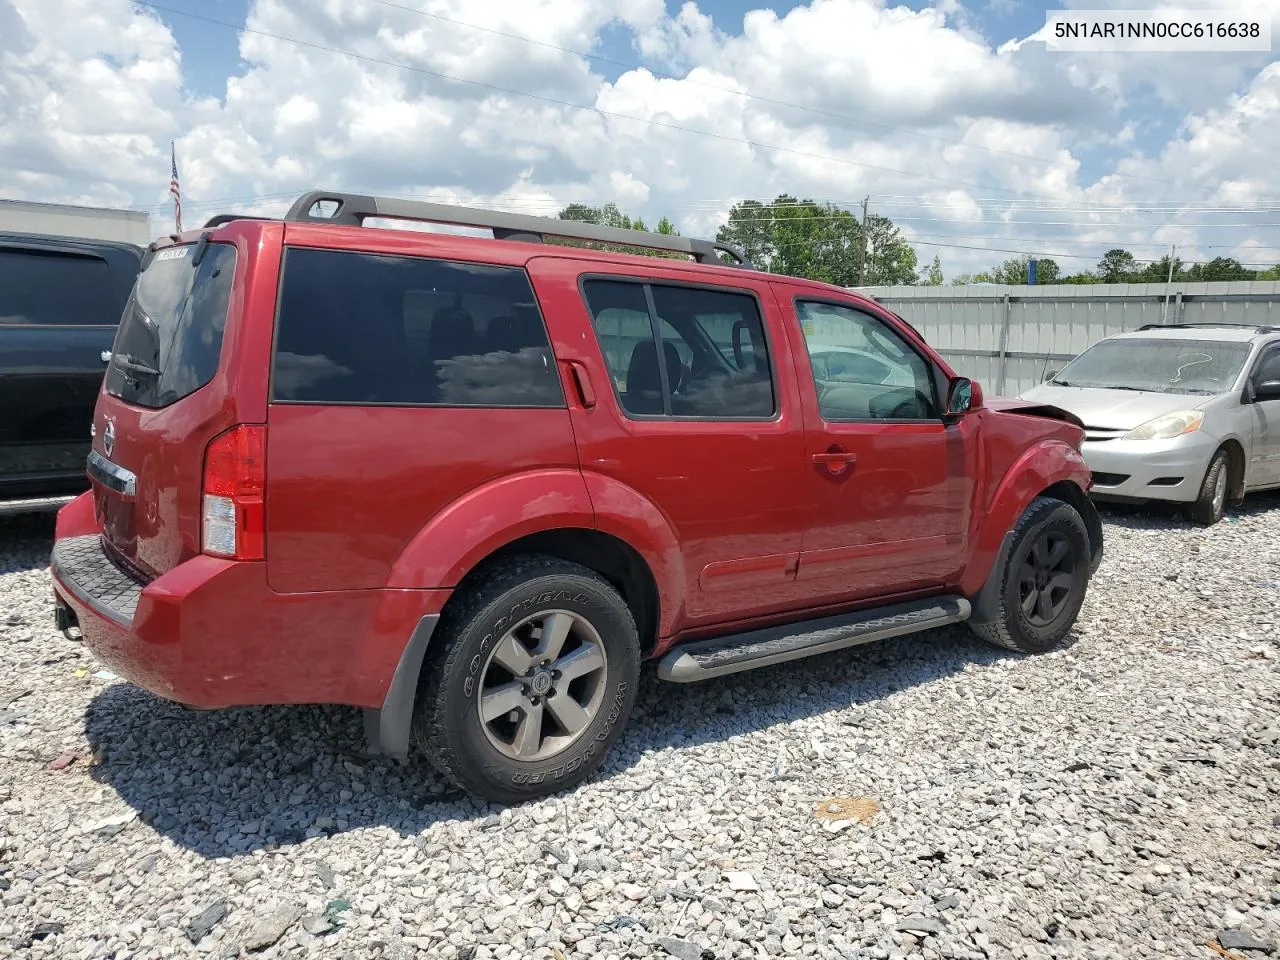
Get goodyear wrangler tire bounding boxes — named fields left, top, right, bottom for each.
left=968, top=497, right=1091, bottom=655
left=413, top=555, right=640, bottom=803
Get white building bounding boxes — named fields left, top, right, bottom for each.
left=0, top=198, right=151, bottom=246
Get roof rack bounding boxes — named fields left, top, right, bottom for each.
left=1138, top=322, right=1278, bottom=333
left=280, top=190, right=752, bottom=268
left=202, top=214, right=278, bottom=229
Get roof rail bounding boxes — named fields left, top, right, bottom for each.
left=1138, top=322, right=1277, bottom=333
left=282, top=190, right=753, bottom=268
left=202, top=214, right=278, bottom=229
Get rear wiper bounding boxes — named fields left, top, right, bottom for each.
left=113, top=353, right=161, bottom=379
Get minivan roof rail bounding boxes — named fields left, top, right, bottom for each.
left=281, top=190, right=753, bottom=268
left=1138, top=322, right=1278, bottom=333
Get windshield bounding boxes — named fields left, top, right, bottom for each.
left=105, top=243, right=236, bottom=409
left=1053, top=337, right=1251, bottom=395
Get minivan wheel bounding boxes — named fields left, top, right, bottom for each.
left=413, top=555, right=640, bottom=804
left=969, top=496, right=1091, bottom=655
left=1185, top=450, right=1228, bottom=527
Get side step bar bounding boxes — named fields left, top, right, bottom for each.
left=657, top=596, right=970, bottom=682
left=0, top=494, right=77, bottom=517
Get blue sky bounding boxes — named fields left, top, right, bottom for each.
left=4, top=0, right=1279, bottom=278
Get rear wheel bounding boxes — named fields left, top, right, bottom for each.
left=969, top=497, right=1091, bottom=654
left=1185, top=449, right=1228, bottom=527
left=413, top=556, right=640, bottom=804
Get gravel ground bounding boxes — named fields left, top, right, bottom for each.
left=2, top=499, right=1279, bottom=960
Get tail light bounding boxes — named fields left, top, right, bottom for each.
left=201, top=425, right=266, bottom=560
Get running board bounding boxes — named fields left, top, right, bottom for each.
left=657, top=596, right=970, bottom=682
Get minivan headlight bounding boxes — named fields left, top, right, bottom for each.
left=1122, top=410, right=1204, bottom=441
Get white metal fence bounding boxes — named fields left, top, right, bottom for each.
left=852, top=281, right=1280, bottom=397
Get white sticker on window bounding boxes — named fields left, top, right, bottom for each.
left=155, top=247, right=189, bottom=262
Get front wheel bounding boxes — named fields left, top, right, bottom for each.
left=969, top=497, right=1092, bottom=654
left=413, top=556, right=640, bottom=804
left=1185, top=449, right=1228, bottom=527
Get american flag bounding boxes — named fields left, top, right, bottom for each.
left=170, top=141, right=183, bottom=233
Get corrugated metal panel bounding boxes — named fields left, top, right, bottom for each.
left=853, top=281, right=1280, bottom=398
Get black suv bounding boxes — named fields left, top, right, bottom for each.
left=0, top=232, right=143, bottom=514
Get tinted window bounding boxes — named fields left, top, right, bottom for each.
left=273, top=248, right=562, bottom=407
left=582, top=280, right=774, bottom=419
left=797, top=301, right=937, bottom=420
left=105, top=243, right=236, bottom=409
left=0, top=248, right=114, bottom=325
left=1255, top=347, right=1280, bottom=385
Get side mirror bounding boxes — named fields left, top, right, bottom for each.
left=1044, top=369, right=1059, bottom=383
left=945, top=377, right=981, bottom=418
left=1255, top=379, right=1280, bottom=402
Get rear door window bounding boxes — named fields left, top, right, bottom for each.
left=105, top=243, right=236, bottom=409
left=272, top=248, right=563, bottom=407
left=0, top=247, right=114, bottom=325
left=582, top=279, right=775, bottom=419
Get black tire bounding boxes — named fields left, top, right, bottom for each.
left=412, top=555, right=640, bottom=804
left=1185, top=449, right=1228, bottom=527
left=969, top=497, right=1091, bottom=654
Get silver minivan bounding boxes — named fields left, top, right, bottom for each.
left=1020, top=323, right=1280, bottom=525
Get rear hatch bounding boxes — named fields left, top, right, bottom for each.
left=90, top=239, right=241, bottom=579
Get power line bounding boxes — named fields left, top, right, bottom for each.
left=127, top=0, right=1025, bottom=196
left=359, top=0, right=1184, bottom=191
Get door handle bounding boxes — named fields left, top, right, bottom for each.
left=812, top=448, right=856, bottom=476
left=564, top=361, right=596, bottom=409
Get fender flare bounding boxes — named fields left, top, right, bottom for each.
left=960, top=438, right=1091, bottom=599
left=385, top=469, right=597, bottom=589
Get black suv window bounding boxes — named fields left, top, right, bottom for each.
left=582, top=279, right=775, bottom=419
left=0, top=247, right=114, bottom=325
left=105, top=243, right=236, bottom=409
left=272, top=248, right=563, bottom=407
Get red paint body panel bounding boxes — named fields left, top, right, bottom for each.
left=53, top=215, right=1097, bottom=716
left=51, top=553, right=449, bottom=708
left=264, top=405, right=579, bottom=593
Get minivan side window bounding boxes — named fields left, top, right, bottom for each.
left=581, top=279, right=775, bottom=420
left=0, top=248, right=114, bottom=325
left=272, top=248, right=564, bottom=407
left=796, top=300, right=938, bottom=421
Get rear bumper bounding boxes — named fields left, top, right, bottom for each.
left=1082, top=434, right=1217, bottom=504
left=50, top=528, right=450, bottom=710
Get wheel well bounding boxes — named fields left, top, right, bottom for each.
left=1220, top=440, right=1246, bottom=501
left=450, top=528, right=661, bottom=656
left=1041, top=479, right=1103, bottom=568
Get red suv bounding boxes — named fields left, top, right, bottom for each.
left=51, top=191, right=1102, bottom=803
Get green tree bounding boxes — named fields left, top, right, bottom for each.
left=1133, top=254, right=1185, bottom=283
left=716, top=196, right=918, bottom=285
left=920, top=256, right=944, bottom=285
left=555, top=203, right=679, bottom=258
left=1259, top=264, right=1280, bottom=280
left=1097, top=249, right=1137, bottom=283
left=1184, top=257, right=1254, bottom=282
left=978, top=255, right=1061, bottom=284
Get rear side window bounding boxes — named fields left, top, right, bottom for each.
left=0, top=248, right=114, bottom=325
left=582, top=279, right=775, bottom=419
left=105, top=243, right=236, bottom=409
left=272, top=248, right=563, bottom=407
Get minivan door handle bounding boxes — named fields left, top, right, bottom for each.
left=812, top=447, right=856, bottom=477
left=564, top=361, right=596, bottom=409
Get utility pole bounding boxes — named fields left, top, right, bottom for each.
left=857, top=195, right=870, bottom=286
left=1161, top=245, right=1177, bottom=323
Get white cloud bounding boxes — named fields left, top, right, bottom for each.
left=1, top=0, right=1278, bottom=278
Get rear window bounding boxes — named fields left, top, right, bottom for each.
left=105, top=243, right=236, bottom=409
left=271, top=248, right=563, bottom=407
left=0, top=247, right=114, bottom=325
